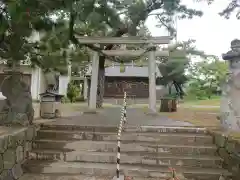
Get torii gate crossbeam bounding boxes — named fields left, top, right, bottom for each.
left=75, top=35, right=172, bottom=44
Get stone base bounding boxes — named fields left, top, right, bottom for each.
left=144, top=109, right=158, bottom=116
left=112, top=175, right=124, bottom=180
left=0, top=112, right=31, bottom=127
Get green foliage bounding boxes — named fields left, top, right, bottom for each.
left=198, top=0, right=240, bottom=19
left=0, top=0, right=218, bottom=99
left=186, top=59, right=228, bottom=99
left=67, top=81, right=80, bottom=103
left=156, top=39, right=217, bottom=99
left=157, top=58, right=189, bottom=86
left=218, top=0, right=240, bottom=19
left=0, top=0, right=212, bottom=72
left=120, top=62, right=125, bottom=73
left=0, top=0, right=65, bottom=67
left=61, top=96, right=71, bottom=103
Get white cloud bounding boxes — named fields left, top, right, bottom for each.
left=145, top=0, right=240, bottom=57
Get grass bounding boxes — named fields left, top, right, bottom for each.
left=158, top=99, right=240, bottom=141
left=183, top=98, right=220, bottom=106
left=159, top=107, right=221, bottom=127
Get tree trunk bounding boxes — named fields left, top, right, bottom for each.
left=0, top=68, right=34, bottom=126
left=173, top=80, right=184, bottom=99
left=96, top=56, right=105, bottom=108
left=94, top=28, right=128, bottom=108
left=168, top=84, right=172, bottom=95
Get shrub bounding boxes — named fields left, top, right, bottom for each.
left=67, top=81, right=80, bottom=103
left=61, top=96, right=71, bottom=103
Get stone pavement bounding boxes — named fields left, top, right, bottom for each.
left=38, top=107, right=193, bottom=127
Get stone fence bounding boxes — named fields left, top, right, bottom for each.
left=210, top=131, right=240, bottom=179
left=0, top=125, right=38, bottom=179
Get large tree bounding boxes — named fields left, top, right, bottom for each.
left=156, top=39, right=212, bottom=99
left=0, top=0, right=67, bottom=125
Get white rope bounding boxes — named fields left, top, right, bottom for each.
left=116, top=92, right=127, bottom=180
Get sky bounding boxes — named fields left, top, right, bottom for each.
left=145, top=0, right=240, bottom=58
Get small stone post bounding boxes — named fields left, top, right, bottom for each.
left=221, top=39, right=240, bottom=131
left=148, top=46, right=157, bottom=113
left=89, top=50, right=99, bottom=110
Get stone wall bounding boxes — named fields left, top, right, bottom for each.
left=211, top=131, right=240, bottom=180
left=0, top=126, right=38, bottom=179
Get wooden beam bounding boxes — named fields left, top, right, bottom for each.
left=75, top=36, right=172, bottom=44
left=102, top=50, right=169, bottom=57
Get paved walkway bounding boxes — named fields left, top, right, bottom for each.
left=40, top=107, right=193, bottom=127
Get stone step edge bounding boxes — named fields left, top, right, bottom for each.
left=21, top=174, right=167, bottom=180
left=37, top=130, right=212, bottom=138
left=40, top=124, right=208, bottom=131
left=23, top=161, right=232, bottom=176
left=29, top=149, right=222, bottom=161
left=19, top=174, right=116, bottom=180
left=33, top=139, right=217, bottom=149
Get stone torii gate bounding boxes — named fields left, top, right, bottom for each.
left=76, top=36, right=172, bottom=113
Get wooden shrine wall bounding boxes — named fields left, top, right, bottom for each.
left=104, top=77, right=149, bottom=98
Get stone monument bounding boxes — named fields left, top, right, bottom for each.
left=221, top=39, right=240, bottom=131
left=0, top=71, right=34, bottom=126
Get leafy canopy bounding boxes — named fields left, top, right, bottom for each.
left=0, top=0, right=219, bottom=74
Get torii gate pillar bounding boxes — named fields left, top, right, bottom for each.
left=148, top=46, right=157, bottom=113
left=89, top=50, right=99, bottom=110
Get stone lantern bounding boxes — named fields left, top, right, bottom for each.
left=221, top=39, right=240, bottom=131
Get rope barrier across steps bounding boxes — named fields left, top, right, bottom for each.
left=116, top=92, right=127, bottom=180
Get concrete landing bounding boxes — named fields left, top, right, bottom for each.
left=36, top=107, right=193, bottom=127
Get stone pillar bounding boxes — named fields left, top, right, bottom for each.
left=89, top=50, right=99, bottom=110
left=148, top=46, right=157, bottom=113
left=221, top=39, right=240, bottom=131
left=83, top=77, right=88, bottom=100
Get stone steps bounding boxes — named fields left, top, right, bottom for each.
left=22, top=161, right=232, bottom=180
left=33, top=139, right=218, bottom=156
left=28, top=149, right=223, bottom=168
left=19, top=174, right=113, bottom=180
left=40, top=124, right=208, bottom=134
left=36, top=130, right=213, bottom=145
left=24, top=124, right=233, bottom=180
left=18, top=173, right=175, bottom=180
